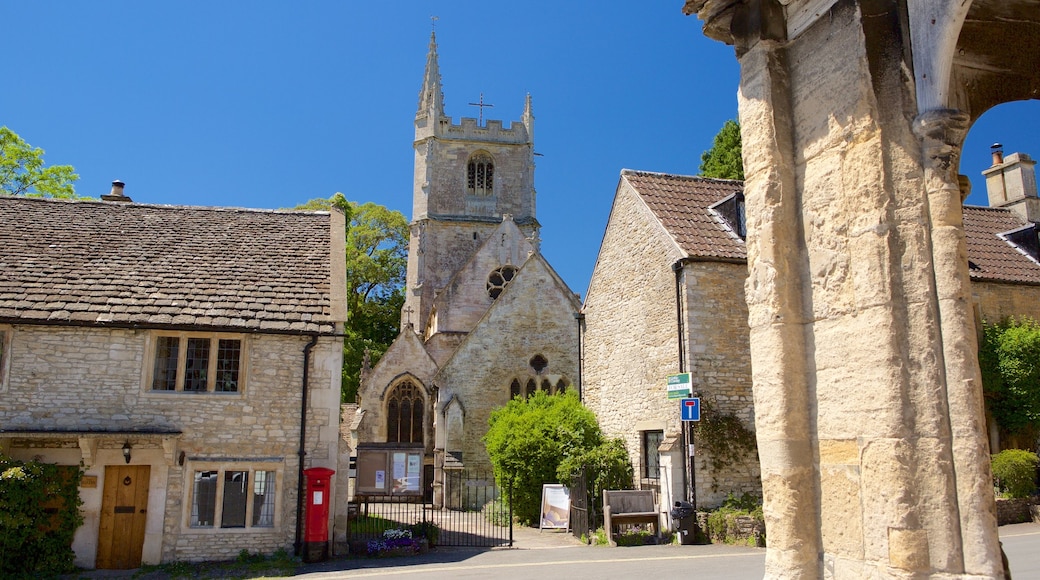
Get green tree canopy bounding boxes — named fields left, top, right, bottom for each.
left=699, top=119, right=744, bottom=181
left=0, top=127, right=79, bottom=198
left=295, top=194, right=408, bottom=402
left=484, top=391, right=631, bottom=524
left=979, top=317, right=1040, bottom=437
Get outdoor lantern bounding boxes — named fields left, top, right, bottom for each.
left=122, top=441, right=132, bottom=464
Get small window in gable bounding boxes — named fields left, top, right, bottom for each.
left=467, top=153, right=494, bottom=196
left=487, top=265, right=518, bottom=300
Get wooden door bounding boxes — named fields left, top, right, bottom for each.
left=96, top=465, right=150, bottom=569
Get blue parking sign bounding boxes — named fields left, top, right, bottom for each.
left=681, top=398, right=701, bottom=422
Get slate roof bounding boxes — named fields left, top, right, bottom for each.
left=621, top=170, right=746, bottom=260
left=0, top=195, right=341, bottom=333
left=963, top=205, right=1040, bottom=285
left=622, top=170, right=1040, bottom=285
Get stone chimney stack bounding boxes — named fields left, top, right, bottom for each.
left=101, top=180, right=133, bottom=203
left=983, top=145, right=1039, bottom=222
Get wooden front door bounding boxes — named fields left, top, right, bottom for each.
left=97, top=465, right=150, bottom=569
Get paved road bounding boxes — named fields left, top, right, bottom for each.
left=292, top=523, right=1040, bottom=580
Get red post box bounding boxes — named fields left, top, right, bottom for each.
left=303, top=467, right=335, bottom=562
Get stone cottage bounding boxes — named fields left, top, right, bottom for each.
left=582, top=170, right=758, bottom=516
left=582, top=148, right=1040, bottom=525
left=0, top=188, right=346, bottom=569
left=352, top=33, right=581, bottom=505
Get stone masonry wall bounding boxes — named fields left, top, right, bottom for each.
left=974, top=281, right=1040, bottom=324
left=0, top=324, right=341, bottom=564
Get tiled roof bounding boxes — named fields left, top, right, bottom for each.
left=963, top=205, right=1040, bottom=285
left=622, top=170, right=746, bottom=260
left=622, top=171, right=1040, bottom=285
left=0, top=195, right=339, bottom=333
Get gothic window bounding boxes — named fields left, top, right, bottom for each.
left=540, top=379, right=551, bottom=393
left=526, top=379, right=536, bottom=398
left=466, top=153, right=494, bottom=196
left=487, top=265, right=518, bottom=300
left=387, top=381, right=424, bottom=444
left=510, top=379, right=522, bottom=400
left=555, top=379, right=568, bottom=394
left=529, top=355, right=548, bottom=374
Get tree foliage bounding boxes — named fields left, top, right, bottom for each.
left=0, top=456, right=84, bottom=576
left=991, top=449, right=1039, bottom=498
left=0, top=127, right=79, bottom=198
left=295, top=194, right=408, bottom=402
left=699, top=119, right=744, bottom=181
left=484, top=391, right=631, bottom=524
left=979, top=317, right=1040, bottom=436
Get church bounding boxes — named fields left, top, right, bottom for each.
left=351, top=33, right=581, bottom=506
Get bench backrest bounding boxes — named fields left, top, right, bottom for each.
left=603, top=489, right=656, bottom=513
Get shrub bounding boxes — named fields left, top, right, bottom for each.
left=704, top=493, right=764, bottom=546
left=557, top=437, right=633, bottom=521
left=481, top=496, right=511, bottom=527
left=484, top=391, right=606, bottom=524
left=0, top=456, right=83, bottom=577
left=992, top=449, right=1039, bottom=498
left=408, top=521, right=440, bottom=546
left=979, top=318, right=1040, bottom=435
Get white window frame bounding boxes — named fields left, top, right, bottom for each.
left=183, top=460, right=283, bottom=533
left=0, top=325, right=11, bottom=392
left=143, top=332, right=248, bottom=395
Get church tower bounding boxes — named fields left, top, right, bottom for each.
left=404, top=32, right=539, bottom=332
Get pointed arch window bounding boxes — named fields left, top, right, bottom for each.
left=510, top=379, right=522, bottom=400
left=467, top=153, right=494, bottom=196
left=387, top=381, right=424, bottom=444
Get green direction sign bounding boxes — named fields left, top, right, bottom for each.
left=667, top=373, right=692, bottom=400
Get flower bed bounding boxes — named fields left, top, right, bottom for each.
left=365, top=529, right=428, bottom=558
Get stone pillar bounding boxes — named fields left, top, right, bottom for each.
left=914, top=110, right=1002, bottom=578
left=685, top=0, right=1004, bottom=577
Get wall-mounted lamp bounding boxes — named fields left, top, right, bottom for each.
left=122, top=441, right=132, bottom=464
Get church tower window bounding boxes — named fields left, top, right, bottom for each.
left=487, top=265, right=518, bottom=299
left=386, top=381, right=424, bottom=444
left=466, top=153, right=495, bottom=196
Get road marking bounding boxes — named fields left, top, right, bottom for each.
left=1001, top=530, right=1040, bottom=538
left=303, top=552, right=763, bottom=578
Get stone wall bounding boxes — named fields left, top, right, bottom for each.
left=974, top=281, right=1040, bottom=323
left=0, top=324, right=341, bottom=565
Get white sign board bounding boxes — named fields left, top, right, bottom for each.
left=667, top=373, right=692, bottom=400
left=539, top=484, right=571, bottom=530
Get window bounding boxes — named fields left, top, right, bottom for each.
left=150, top=333, right=245, bottom=393
left=510, top=379, right=522, bottom=400
left=466, top=153, right=494, bottom=196
left=642, top=430, right=664, bottom=480
left=387, top=381, right=424, bottom=444
left=0, top=327, right=10, bottom=390
left=487, top=265, right=518, bottom=300
left=189, top=465, right=278, bottom=529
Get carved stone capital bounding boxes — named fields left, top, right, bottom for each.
left=912, top=109, right=970, bottom=182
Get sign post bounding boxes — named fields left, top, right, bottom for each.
left=680, top=397, right=701, bottom=513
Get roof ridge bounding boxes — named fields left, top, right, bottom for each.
left=0, top=194, right=331, bottom=215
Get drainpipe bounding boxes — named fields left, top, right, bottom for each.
left=574, top=311, right=585, bottom=401
left=672, top=258, right=695, bottom=509
left=294, top=334, right=320, bottom=556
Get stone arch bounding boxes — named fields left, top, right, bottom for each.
left=378, top=372, right=432, bottom=401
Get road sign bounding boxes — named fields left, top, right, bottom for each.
left=667, top=373, right=692, bottom=399
left=681, top=397, right=701, bottom=422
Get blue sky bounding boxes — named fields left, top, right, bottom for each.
left=3, top=2, right=1037, bottom=296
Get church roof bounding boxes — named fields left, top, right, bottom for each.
left=963, top=205, right=1040, bottom=285
left=0, top=195, right=345, bottom=333
left=621, top=170, right=1040, bottom=286
left=621, top=170, right=746, bottom=261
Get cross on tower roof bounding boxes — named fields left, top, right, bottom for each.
left=468, top=93, right=494, bottom=125
left=403, top=305, right=415, bottom=328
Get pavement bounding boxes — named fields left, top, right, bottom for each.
left=64, top=521, right=1040, bottom=579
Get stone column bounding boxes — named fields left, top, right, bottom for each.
left=914, top=110, right=1002, bottom=578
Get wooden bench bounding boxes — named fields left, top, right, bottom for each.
left=602, top=489, right=660, bottom=546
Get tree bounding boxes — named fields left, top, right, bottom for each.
left=484, top=391, right=632, bottom=525
left=0, top=127, right=79, bottom=198
left=979, top=317, right=1040, bottom=443
left=295, top=194, right=408, bottom=402
left=699, top=119, right=744, bottom=180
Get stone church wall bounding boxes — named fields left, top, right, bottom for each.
left=974, top=281, right=1040, bottom=324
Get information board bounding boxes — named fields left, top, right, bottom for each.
left=539, top=484, right=571, bottom=530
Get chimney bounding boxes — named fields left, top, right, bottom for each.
left=101, top=180, right=133, bottom=203
left=983, top=148, right=1039, bottom=222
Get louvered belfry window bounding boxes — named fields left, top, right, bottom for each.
left=466, top=153, right=494, bottom=196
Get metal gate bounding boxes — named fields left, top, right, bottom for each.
left=347, top=469, right=512, bottom=548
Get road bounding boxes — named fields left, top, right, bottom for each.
left=292, top=523, right=1040, bottom=580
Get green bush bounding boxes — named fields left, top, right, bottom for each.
left=484, top=391, right=615, bottom=525
left=408, top=521, right=440, bottom=546
left=992, top=449, right=1039, bottom=498
left=481, top=496, right=511, bottom=527
left=979, top=318, right=1040, bottom=435
left=704, top=493, right=764, bottom=546
left=0, top=456, right=83, bottom=577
